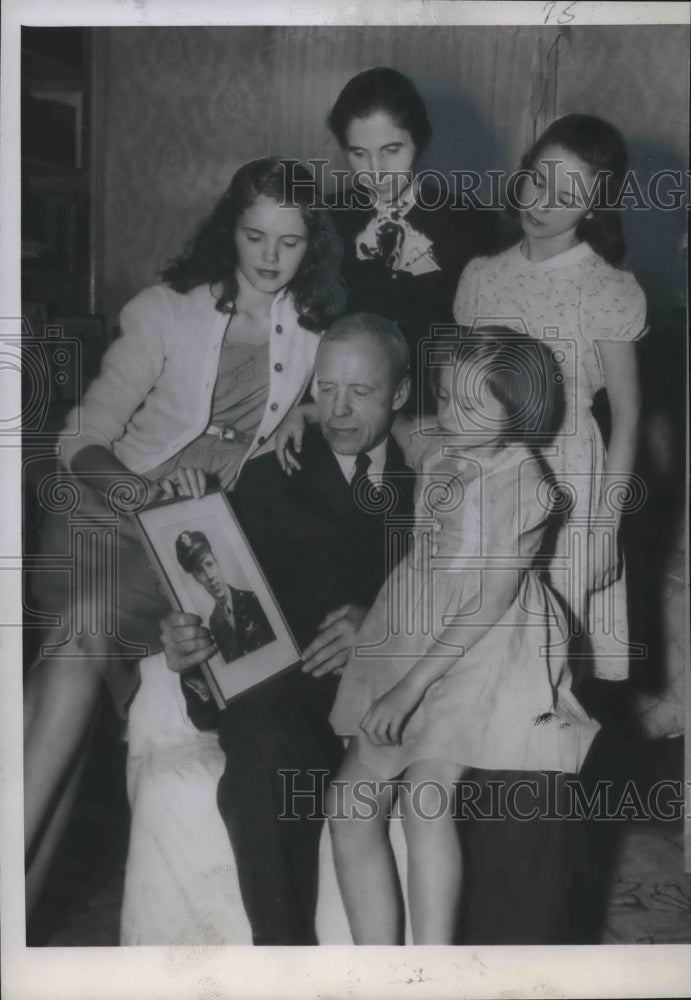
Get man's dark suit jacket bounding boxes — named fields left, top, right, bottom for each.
left=231, top=424, right=415, bottom=650
left=208, top=585, right=275, bottom=663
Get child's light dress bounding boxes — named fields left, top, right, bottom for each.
left=453, top=242, right=647, bottom=680
left=329, top=436, right=600, bottom=779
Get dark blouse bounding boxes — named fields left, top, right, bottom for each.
left=330, top=183, right=500, bottom=414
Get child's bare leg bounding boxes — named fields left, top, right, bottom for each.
left=400, top=760, right=464, bottom=944
left=327, top=739, right=404, bottom=944
left=23, top=651, right=104, bottom=863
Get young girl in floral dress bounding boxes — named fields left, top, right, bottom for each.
left=453, top=114, right=647, bottom=689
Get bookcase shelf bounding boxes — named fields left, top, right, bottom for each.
left=21, top=27, right=93, bottom=314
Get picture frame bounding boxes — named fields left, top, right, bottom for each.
left=135, top=489, right=301, bottom=709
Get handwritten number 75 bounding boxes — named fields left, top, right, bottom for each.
left=543, top=2, right=577, bottom=24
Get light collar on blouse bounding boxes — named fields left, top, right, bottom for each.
left=516, top=239, right=594, bottom=270
left=355, top=178, right=441, bottom=276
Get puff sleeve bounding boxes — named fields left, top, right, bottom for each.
left=579, top=263, right=647, bottom=344
left=452, top=255, right=485, bottom=328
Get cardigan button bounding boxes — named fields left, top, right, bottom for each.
left=270, top=402, right=278, bottom=412
left=274, top=362, right=283, bottom=372
left=275, top=324, right=283, bottom=334
left=257, top=436, right=266, bottom=446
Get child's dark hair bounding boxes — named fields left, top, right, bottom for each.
left=161, top=158, right=345, bottom=330
left=521, top=113, right=628, bottom=265
left=431, top=326, right=566, bottom=446
left=327, top=67, right=432, bottom=156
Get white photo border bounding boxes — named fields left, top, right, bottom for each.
left=135, top=491, right=300, bottom=707
left=2, top=2, right=690, bottom=999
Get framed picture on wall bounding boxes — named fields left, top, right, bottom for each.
left=135, top=490, right=300, bottom=709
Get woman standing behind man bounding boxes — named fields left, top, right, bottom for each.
left=326, top=67, right=499, bottom=415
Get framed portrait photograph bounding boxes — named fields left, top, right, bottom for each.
left=135, top=489, right=300, bottom=708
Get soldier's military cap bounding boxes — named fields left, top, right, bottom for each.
left=175, top=530, right=212, bottom=573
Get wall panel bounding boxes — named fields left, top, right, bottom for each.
left=101, top=26, right=273, bottom=329
left=267, top=25, right=557, bottom=189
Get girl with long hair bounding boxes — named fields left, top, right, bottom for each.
left=453, top=114, right=647, bottom=689
left=24, top=157, right=344, bottom=886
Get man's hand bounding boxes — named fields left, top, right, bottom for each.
left=301, top=603, right=368, bottom=678
left=160, top=611, right=217, bottom=673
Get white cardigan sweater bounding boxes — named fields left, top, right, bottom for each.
left=59, top=283, right=321, bottom=479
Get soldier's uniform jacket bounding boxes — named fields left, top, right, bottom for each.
left=209, top=584, right=275, bottom=663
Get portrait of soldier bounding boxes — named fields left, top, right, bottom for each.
left=175, top=530, right=275, bottom=663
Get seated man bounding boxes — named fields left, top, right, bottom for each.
left=163, top=312, right=600, bottom=947
left=162, top=313, right=415, bottom=945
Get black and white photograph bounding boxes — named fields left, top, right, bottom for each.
left=173, top=527, right=276, bottom=668
left=1, top=1, right=690, bottom=998
left=136, top=491, right=291, bottom=703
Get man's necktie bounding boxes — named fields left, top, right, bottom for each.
left=223, top=601, right=235, bottom=631
left=350, top=451, right=372, bottom=507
